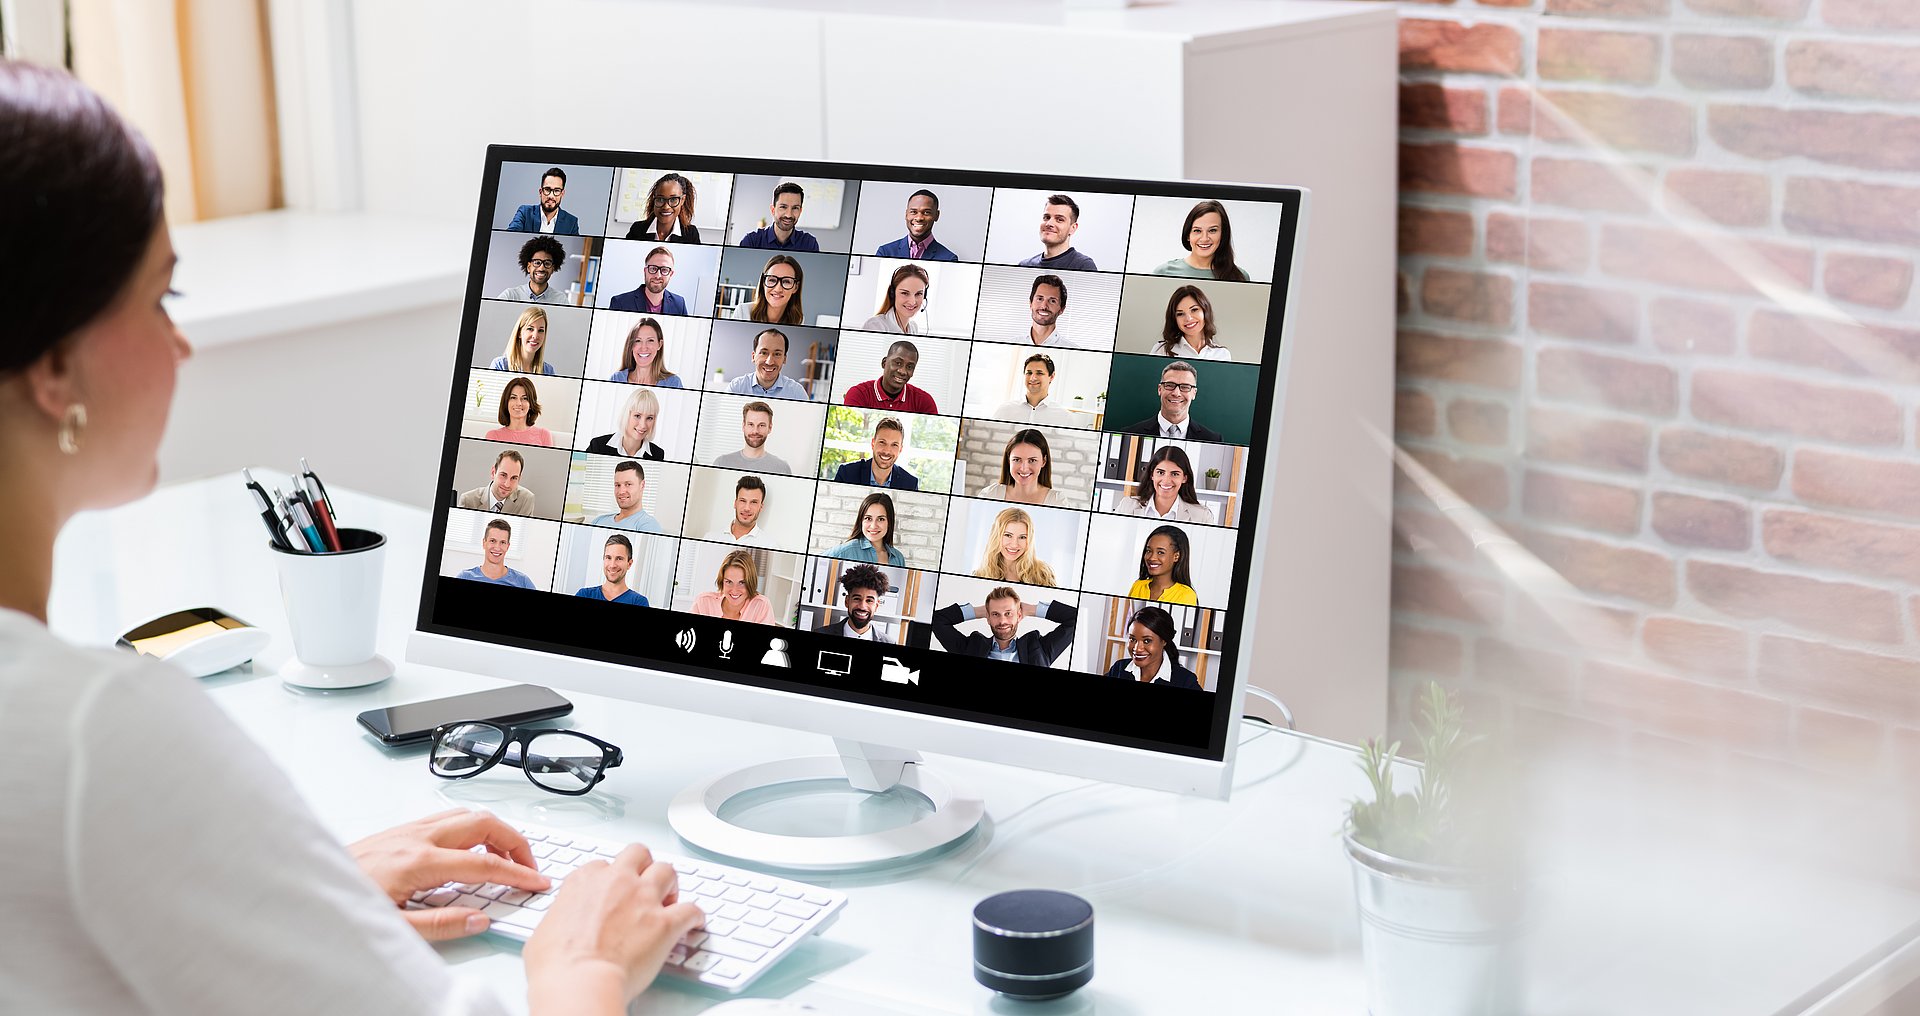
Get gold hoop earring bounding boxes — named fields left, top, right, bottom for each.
left=58, top=403, right=87, bottom=455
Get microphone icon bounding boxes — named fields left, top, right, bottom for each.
left=718, top=629, right=736, bottom=660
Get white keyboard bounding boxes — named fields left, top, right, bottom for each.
left=407, top=821, right=847, bottom=993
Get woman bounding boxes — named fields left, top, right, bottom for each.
left=585, top=387, right=666, bottom=459
left=691, top=550, right=773, bottom=622
left=607, top=317, right=682, bottom=386
left=624, top=172, right=700, bottom=243
left=490, top=306, right=557, bottom=374
left=728, top=254, right=804, bottom=325
left=1155, top=286, right=1231, bottom=361
left=860, top=263, right=929, bottom=335
left=1120, top=445, right=1214, bottom=524
left=1102, top=606, right=1201, bottom=689
left=483, top=376, right=554, bottom=446
left=972, top=506, right=1057, bottom=587
left=1129, top=525, right=1199, bottom=605
left=826, top=492, right=907, bottom=566
left=0, top=63, right=693, bottom=1015
left=978, top=429, right=1078, bottom=507
left=1151, top=199, right=1248, bottom=282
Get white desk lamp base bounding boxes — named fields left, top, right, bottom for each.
left=280, top=653, right=394, bottom=690
left=667, top=740, right=985, bottom=873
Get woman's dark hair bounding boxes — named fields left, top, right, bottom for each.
left=1158, top=285, right=1218, bottom=355
left=1180, top=200, right=1247, bottom=282
left=647, top=172, right=696, bottom=227
left=999, top=429, right=1053, bottom=489
left=1, top=63, right=165, bottom=372
left=1128, top=605, right=1181, bottom=668
left=1136, top=445, right=1202, bottom=507
left=1136, top=524, right=1194, bottom=589
left=749, top=254, right=805, bottom=325
left=848, top=492, right=897, bottom=552
left=496, top=376, right=542, bottom=426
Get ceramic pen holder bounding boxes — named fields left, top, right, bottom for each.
left=269, top=527, right=395, bottom=689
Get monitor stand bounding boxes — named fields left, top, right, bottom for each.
left=666, top=739, right=985, bottom=873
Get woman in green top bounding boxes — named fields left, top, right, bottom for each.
left=1151, top=200, right=1249, bottom=282
left=1127, top=524, right=1199, bottom=605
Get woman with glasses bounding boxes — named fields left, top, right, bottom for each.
left=1101, top=605, right=1202, bottom=689
left=585, top=387, right=667, bottom=460
left=490, top=306, right=557, bottom=375
left=729, top=254, right=805, bottom=325
left=1119, top=445, right=1214, bottom=524
left=692, top=550, right=774, bottom=622
left=483, top=376, right=554, bottom=446
left=607, top=317, right=682, bottom=386
left=624, top=172, right=700, bottom=243
left=0, top=62, right=700, bottom=1016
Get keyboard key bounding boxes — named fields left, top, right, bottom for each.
left=423, top=888, right=460, bottom=907
left=526, top=894, right=553, bottom=911
left=500, top=907, right=544, bottom=931
left=706, top=919, right=739, bottom=937
left=452, top=894, right=487, bottom=911
left=707, top=959, right=747, bottom=982
left=681, top=951, right=721, bottom=973
left=678, top=875, right=705, bottom=892
left=681, top=930, right=709, bottom=949
left=775, top=885, right=805, bottom=899
left=718, top=903, right=749, bottom=921
left=749, top=878, right=778, bottom=892
left=696, top=866, right=726, bottom=879
left=773, top=900, right=820, bottom=921
left=551, top=848, right=581, bottom=864
left=769, top=915, right=803, bottom=935
left=449, top=882, right=480, bottom=893
left=802, top=891, right=833, bottom=907
left=545, top=835, right=572, bottom=848
left=748, top=892, right=782, bottom=910
left=667, top=946, right=688, bottom=966
left=722, top=887, right=754, bottom=904
left=475, top=883, right=511, bottom=900
left=737, top=926, right=784, bottom=949
left=530, top=843, right=555, bottom=859
left=481, top=901, right=524, bottom=922
left=692, top=897, right=723, bottom=914
left=518, top=829, right=546, bottom=842
left=703, top=936, right=768, bottom=963
left=694, top=882, right=727, bottom=898
left=741, top=910, right=775, bottom=928
left=721, top=873, right=750, bottom=887
left=501, top=890, right=534, bottom=906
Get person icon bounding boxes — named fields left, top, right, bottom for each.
left=760, top=638, right=792, bottom=667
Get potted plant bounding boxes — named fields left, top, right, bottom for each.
left=1204, top=467, right=1221, bottom=490
left=1345, top=681, right=1522, bottom=1016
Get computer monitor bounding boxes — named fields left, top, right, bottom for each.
left=410, top=147, right=1306, bottom=869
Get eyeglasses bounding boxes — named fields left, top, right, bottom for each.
left=644, top=264, right=675, bottom=276
left=761, top=274, right=799, bottom=291
left=656, top=194, right=685, bottom=206
left=539, top=186, right=564, bottom=196
left=1158, top=382, right=1199, bottom=395
left=527, top=258, right=558, bottom=270
left=429, top=721, right=623, bottom=795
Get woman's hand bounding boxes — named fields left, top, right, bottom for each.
left=348, top=808, right=550, bottom=941
left=524, top=843, right=706, bottom=1013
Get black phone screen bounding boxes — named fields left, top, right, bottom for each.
left=358, top=684, right=572, bottom=744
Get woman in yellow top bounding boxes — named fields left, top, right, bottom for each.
left=1127, top=524, right=1198, bottom=605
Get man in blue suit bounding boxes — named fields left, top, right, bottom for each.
left=831, top=417, right=919, bottom=490
left=607, top=246, right=688, bottom=315
left=506, top=167, right=580, bottom=235
left=875, top=189, right=957, bottom=262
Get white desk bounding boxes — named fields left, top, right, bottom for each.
left=47, top=475, right=1920, bottom=1014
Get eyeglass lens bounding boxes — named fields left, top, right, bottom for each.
left=520, top=731, right=608, bottom=793
left=430, top=721, right=502, bottom=776
left=761, top=274, right=798, bottom=291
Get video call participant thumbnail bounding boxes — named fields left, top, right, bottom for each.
left=728, top=255, right=806, bottom=326
left=979, top=429, right=1077, bottom=507
left=875, top=189, right=956, bottom=261
left=692, top=549, right=773, bottom=622
left=832, top=417, right=918, bottom=491
left=1154, top=285, right=1230, bottom=361
left=586, top=387, right=665, bottom=460
left=608, top=317, right=683, bottom=386
left=575, top=533, right=648, bottom=604
left=1019, top=274, right=1096, bottom=350
left=496, top=235, right=568, bottom=304
left=1150, top=200, right=1249, bottom=282
left=608, top=246, right=687, bottom=316
left=932, top=587, right=1077, bottom=665
left=712, top=401, right=792, bottom=473
left=1131, top=525, right=1198, bottom=605
left=816, top=563, right=889, bottom=639
left=725, top=327, right=809, bottom=401
left=825, top=492, right=906, bottom=567
left=1019, top=194, right=1096, bottom=272
left=973, top=506, right=1056, bottom=587
left=506, top=167, right=579, bottom=235
left=483, top=376, right=552, bottom=446
left=588, top=460, right=662, bottom=533
left=459, top=449, right=535, bottom=515
left=1120, top=361, right=1221, bottom=442
left=859, top=264, right=930, bottom=336
left=1105, top=604, right=1200, bottom=688
left=626, top=172, right=701, bottom=243
left=1121, top=445, right=1214, bottom=524
left=456, top=518, right=535, bottom=588
left=842, top=339, right=937, bottom=414
left=702, top=475, right=770, bottom=546
left=490, top=306, right=556, bottom=375
left=738, top=181, right=819, bottom=252
left=994, top=353, right=1074, bottom=427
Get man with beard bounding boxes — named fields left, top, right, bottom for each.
left=701, top=475, right=770, bottom=545
left=505, top=166, right=581, bottom=234
left=607, top=246, right=688, bottom=315
left=1021, top=275, right=1092, bottom=350
left=712, top=401, right=793, bottom=474
left=816, top=564, right=889, bottom=639
left=831, top=417, right=919, bottom=490
left=496, top=235, right=568, bottom=304
left=586, top=460, right=662, bottom=533
left=842, top=340, right=939, bottom=414
left=573, top=533, right=649, bottom=604
left=738, top=181, right=821, bottom=251
left=930, top=587, right=1077, bottom=665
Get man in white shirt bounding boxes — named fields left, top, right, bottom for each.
left=586, top=460, right=662, bottom=532
left=816, top=563, right=888, bottom=639
left=991, top=352, right=1076, bottom=426
left=1023, top=274, right=1095, bottom=350
left=711, top=401, right=794, bottom=474
left=457, top=449, right=536, bottom=515
left=1120, top=360, right=1223, bottom=442
left=702, top=475, right=770, bottom=545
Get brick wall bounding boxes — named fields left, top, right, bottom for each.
left=1385, top=0, right=1920, bottom=803
left=809, top=481, right=949, bottom=566
left=955, top=420, right=1103, bottom=498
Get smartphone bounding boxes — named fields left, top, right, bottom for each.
left=357, top=684, right=573, bottom=745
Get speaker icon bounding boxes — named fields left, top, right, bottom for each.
left=675, top=628, right=697, bottom=653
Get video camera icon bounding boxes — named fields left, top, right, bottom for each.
left=879, top=657, right=920, bottom=686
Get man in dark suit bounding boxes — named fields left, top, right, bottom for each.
left=875, top=189, right=958, bottom=262
left=506, top=167, right=581, bottom=234
left=815, top=564, right=889, bottom=640
left=1120, top=360, right=1223, bottom=442
left=831, top=417, right=919, bottom=490
left=931, top=589, right=1077, bottom=666
left=607, top=246, right=689, bottom=315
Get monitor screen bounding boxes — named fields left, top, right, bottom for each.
left=420, top=148, right=1302, bottom=763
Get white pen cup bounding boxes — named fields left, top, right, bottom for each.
left=269, top=527, right=395, bottom=689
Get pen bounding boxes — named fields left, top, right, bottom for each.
left=272, top=489, right=312, bottom=553
left=287, top=498, right=326, bottom=553
left=291, top=473, right=340, bottom=551
left=243, top=469, right=291, bottom=550
left=299, top=458, right=343, bottom=551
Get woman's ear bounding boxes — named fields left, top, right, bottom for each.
left=15, top=339, right=80, bottom=426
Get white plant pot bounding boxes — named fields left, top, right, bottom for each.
left=1345, top=834, right=1524, bottom=1016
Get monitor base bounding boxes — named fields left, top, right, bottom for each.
left=667, top=740, right=985, bottom=873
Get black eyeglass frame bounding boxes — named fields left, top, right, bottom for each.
left=428, top=720, right=624, bottom=796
